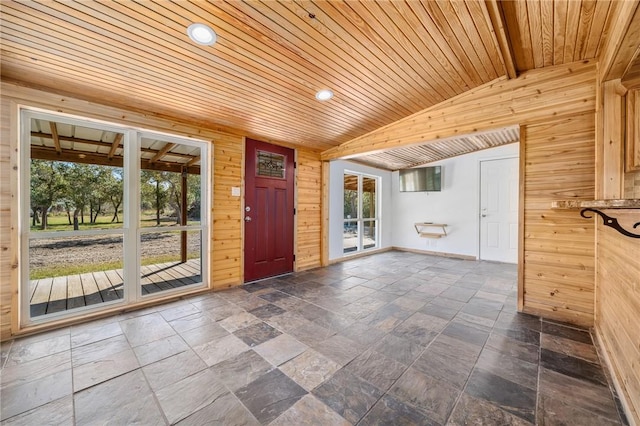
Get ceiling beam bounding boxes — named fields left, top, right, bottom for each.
left=107, top=133, right=123, bottom=159
left=49, top=122, right=62, bottom=153
left=484, top=0, right=517, bottom=79
left=30, top=131, right=194, bottom=160
left=149, top=142, right=176, bottom=163
left=185, top=155, right=200, bottom=167
left=599, top=0, right=640, bottom=81
left=31, top=146, right=200, bottom=175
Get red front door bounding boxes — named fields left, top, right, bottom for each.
left=244, top=139, right=295, bottom=282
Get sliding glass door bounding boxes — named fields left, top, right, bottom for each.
left=20, top=109, right=209, bottom=326
left=343, top=172, right=379, bottom=255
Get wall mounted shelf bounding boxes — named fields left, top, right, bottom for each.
left=550, top=199, right=640, bottom=239
left=414, top=222, right=447, bottom=238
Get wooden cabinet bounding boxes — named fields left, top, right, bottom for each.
left=626, top=88, right=640, bottom=172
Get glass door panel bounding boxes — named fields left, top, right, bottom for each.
left=139, top=137, right=205, bottom=297
left=26, top=115, right=127, bottom=322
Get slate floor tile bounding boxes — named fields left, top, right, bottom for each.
left=541, top=321, right=592, bottom=344
left=484, top=332, right=539, bottom=364
left=72, top=347, right=140, bottom=391
left=142, top=349, right=207, bottom=391
left=538, top=367, right=620, bottom=421
left=235, top=368, right=307, bottom=424
left=1, top=369, right=72, bottom=421
left=252, top=333, right=308, bottom=366
left=218, top=312, right=261, bottom=333
left=476, top=348, right=538, bottom=390
left=248, top=303, right=287, bottom=319
left=313, top=333, right=364, bottom=367
left=233, top=322, right=282, bottom=347
left=280, top=348, right=340, bottom=391
left=419, top=302, right=459, bottom=320
left=119, top=312, right=175, bottom=347
left=390, top=367, right=459, bottom=424
left=70, top=320, right=123, bottom=348
left=258, top=290, right=291, bottom=303
left=180, top=322, right=230, bottom=347
left=210, top=349, right=273, bottom=392
left=132, top=334, right=189, bottom=366
left=176, top=392, right=260, bottom=426
left=540, top=348, right=607, bottom=386
left=5, top=333, right=70, bottom=366
left=313, top=368, right=383, bottom=424
left=442, top=321, right=489, bottom=347
left=541, top=333, right=599, bottom=363
left=271, top=394, right=350, bottom=426
left=74, top=370, right=164, bottom=425
left=192, top=334, right=249, bottom=366
left=289, top=321, right=336, bottom=347
left=0, top=395, right=73, bottom=426
left=413, top=335, right=481, bottom=389
left=345, top=349, right=406, bottom=392
left=155, top=369, right=229, bottom=424
left=465, top=368, right=537, bottom=423
left=373, top=333, right=425, bottom=366
left=168, top=311, right=217, bottom=334
left=538, top=393, right=621, bottom=426
left=360, top=394, right=438, bottom=426
left=448, top=392, right=533, bottom=426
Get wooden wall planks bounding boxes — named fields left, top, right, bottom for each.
left=522, top=113, right=596, bottom=326
left=596, top=215, right=640, bottom=424
left=296, top=149, right=323, bottom=271
left=0, top=82, right=323, bottom=341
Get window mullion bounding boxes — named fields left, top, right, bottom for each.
left=123, top=130, right=139, bottom=303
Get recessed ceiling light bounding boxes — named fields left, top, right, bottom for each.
left=187, top=23, right=217, bottom=46
left=315, top=89, right=333, bottom=101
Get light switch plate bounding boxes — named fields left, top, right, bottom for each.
left=231, top=186, right=241, bottom=197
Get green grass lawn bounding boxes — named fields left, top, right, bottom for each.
left=31, top=213, right=199, bottom=232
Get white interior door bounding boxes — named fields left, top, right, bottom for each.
left=480, top=157, right=519, bottom=263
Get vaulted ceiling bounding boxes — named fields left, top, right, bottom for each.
left=0, top=0, right=634, bottom=168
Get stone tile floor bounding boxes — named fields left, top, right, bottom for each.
left=0, top=251, right=629, bottom=425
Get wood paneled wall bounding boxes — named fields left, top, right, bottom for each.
left=596, top=216, right=640, bottom=423
left=522, top=114, right=595, bottom=326
left=296, top=149, right=322, bottom=271
left=0, top=82, right=323, bottom=341
left=323, top=60, right=598, bottom=326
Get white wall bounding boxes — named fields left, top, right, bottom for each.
left=329, top=161, right=393, bottom=260
left=391, top=143, right=519, bottom=258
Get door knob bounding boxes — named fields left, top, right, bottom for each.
left=245, top=216, right=252, bottom=222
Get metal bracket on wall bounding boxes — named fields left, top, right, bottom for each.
left=580, top=208, right=640, bottom=238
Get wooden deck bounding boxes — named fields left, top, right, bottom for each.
left=29, top=259, right=201, bottom=317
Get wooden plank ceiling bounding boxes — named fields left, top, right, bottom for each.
left=0, top=0, right=623, bottom=169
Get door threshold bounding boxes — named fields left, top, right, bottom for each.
left=244, top=272, right=293, bottom=285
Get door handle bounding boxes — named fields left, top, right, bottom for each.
left=245, top=216, right=252, bottom=222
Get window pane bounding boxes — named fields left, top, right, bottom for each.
left=30, top=119, right=125, bottom=232
left=363, top=220, right=377, bottom=249
left=140, top=230, right=202, bottom=295
left=29, top=235, right=124, bottom=317
left=256, top=150, right=286, bottom=178
left=344, top=174, right=359, bottom=219
left=343, top=221, right=358, bottom=253
left=140, top=139, right=202, bottom=227
left=362, top=177, right=376, bottom=219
